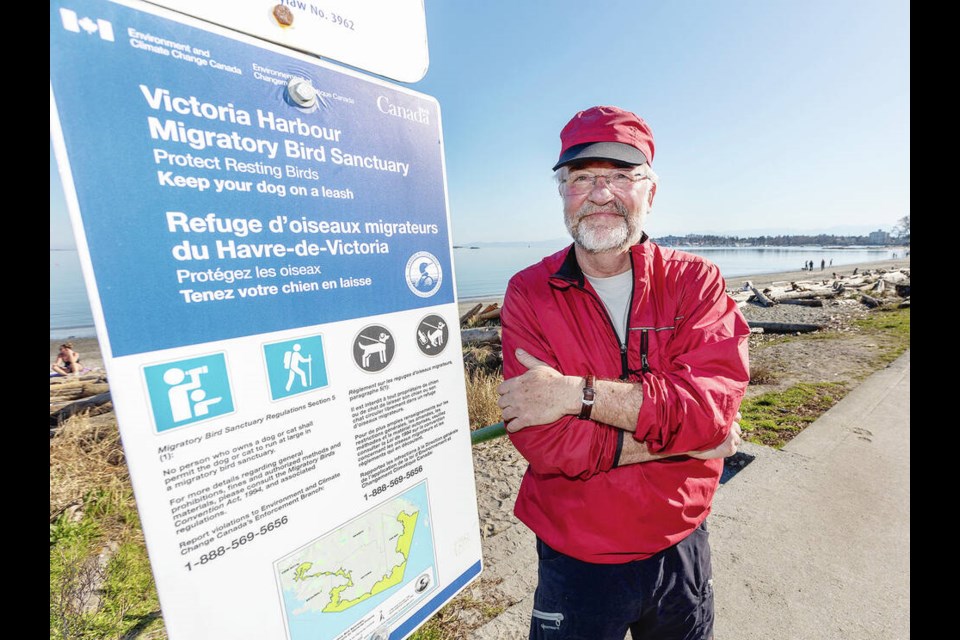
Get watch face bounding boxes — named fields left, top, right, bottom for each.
left=580, top=374, right=595, bottom=421
left=582, top=375, right=596, bottom=403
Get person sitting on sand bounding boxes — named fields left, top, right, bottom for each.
left=52, top=342, right=82, bottom=375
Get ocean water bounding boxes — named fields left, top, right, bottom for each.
left=51, top=249, right=97, bottom=339
left=450, top=243, right=904, bottom=299
left=50, top=244, right=904, bottom=339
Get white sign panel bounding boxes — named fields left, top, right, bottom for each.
left=144, top=0, right=430, bottom=82
left=50, top=1, right=481, bottom=638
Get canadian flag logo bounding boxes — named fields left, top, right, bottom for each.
left=59, top=8, right=115, bottom=41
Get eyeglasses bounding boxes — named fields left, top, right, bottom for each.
left=560, top=170, right=649, bottom=195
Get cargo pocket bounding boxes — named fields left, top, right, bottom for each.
left=691, top=522, right=715, bottom=632
left=531, top=608, right=564, bottom=632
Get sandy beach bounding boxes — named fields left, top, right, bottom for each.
left=50, top=256, right=909, bottom=374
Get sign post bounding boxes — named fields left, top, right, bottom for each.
left=50, top=1, right=482, bottom=638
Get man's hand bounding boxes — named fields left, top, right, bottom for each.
left=497, top=349, right=580, bottom=432
left=688, top=413, right=743, bottom=459
left=617, top=412, right=743, bottom=465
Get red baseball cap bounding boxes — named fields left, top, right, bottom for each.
left=552, top=106, right=655, bottom=171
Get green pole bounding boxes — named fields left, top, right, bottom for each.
left=470, top=422, right=507, bottom=445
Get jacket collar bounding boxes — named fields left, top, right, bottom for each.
left=550, top=233, right=650, bottom=287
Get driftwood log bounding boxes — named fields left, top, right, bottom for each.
left=50, top=391, right=113, bottom=427
left=777, top=298, right=824, bottom=307
left=744, top=282, right=776, bottom=307
left=478, top=303, right=501, bottom=321
left=731, top=268, right=911, bottom=310
left=769, top=289, right=836, bottom=302
left=878, top=270, right=909, bottom=284
left=50, top=371, right=107, bottom=385
left=50, top=382, right=110, bottom=401
left=748, top=321, right=823, bottom=334
left=461, top=326, right=501, bottom=346
left=460, top=303, right=483, bottom=326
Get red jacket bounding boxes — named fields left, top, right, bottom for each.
left=502, top=237, right=750, bottom=563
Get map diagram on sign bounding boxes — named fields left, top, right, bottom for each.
left=276, top=482, right=436, bottom=640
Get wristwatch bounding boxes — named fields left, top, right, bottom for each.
left=578, top=374, right=596, bottom=420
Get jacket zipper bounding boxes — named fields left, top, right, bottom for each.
left=640, top=329, right=650, bottom=373
left=575, top=256, right=637, bottom=381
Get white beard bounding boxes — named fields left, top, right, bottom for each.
left=574, top=217, right=631, bottom=253
left=567, top=201, right=642, bottom=253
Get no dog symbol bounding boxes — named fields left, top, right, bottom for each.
left=416, top=314, right=449, bottom=356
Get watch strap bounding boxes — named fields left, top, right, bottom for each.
left=578, top=374, right=596, bottom=420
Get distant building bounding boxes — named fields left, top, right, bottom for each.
left=867, top=229, right=891, bottom=245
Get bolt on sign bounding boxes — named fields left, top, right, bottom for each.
left=143, top=0, right=430, bottom=82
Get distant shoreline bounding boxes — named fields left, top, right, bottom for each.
left=454, top=241, right=908, bottom=249
left=51, top=326, right=98, bottom=341
left=52, top=256, right=909, bottom=371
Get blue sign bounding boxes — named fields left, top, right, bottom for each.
left=50, top=0, right=454, bottom=357
left=143, top=352, right=234, bottom=432
left=263, top=334, right=328, bottom=401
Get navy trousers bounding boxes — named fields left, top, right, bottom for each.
left=529, top=521, right=714, bottom=640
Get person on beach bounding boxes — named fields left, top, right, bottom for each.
left=51, top=342, right=82, bottom=375
left=497, top=105, right=750, bottom=639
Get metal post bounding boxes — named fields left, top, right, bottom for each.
left=470, top=422, right=507, bottom=445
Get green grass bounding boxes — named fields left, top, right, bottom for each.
left=409, top=622, right=445, bottom=639
left=408, top=589, right=507, bottom=640
left=739, top=381, right=850, bottom=448
left=853, top=306, right=910, bottom=364
left=50, top=489, right=165, bottom=640
left=741, top=307, right=909, bottom=449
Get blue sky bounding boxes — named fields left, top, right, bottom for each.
left=51, top=0, right=909, bottom=248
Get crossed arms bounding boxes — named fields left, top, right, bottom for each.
left=497, top=266, right=751, bottom=477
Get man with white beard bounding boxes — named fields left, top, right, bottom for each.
left=496, top=105, right=751, bottom=640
